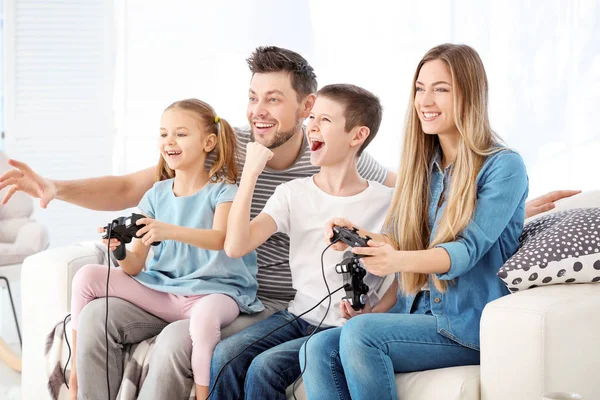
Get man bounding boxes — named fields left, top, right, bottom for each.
left=0, top=46, right=579, bottom=399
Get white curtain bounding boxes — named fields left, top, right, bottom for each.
left=117, top=0, right=600, bottom=197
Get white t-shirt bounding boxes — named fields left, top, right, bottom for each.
left=262, top=176, right=395, bottom=327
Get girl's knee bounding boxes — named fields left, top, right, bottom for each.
left=189, top=312, right=222, bottom=344
left=72, top=264, right=107, bottom=292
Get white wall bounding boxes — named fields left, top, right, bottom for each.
left=4, top=0, right=599, bottom=248
left=4, top=0, right=117, bottom=247
left=117, top=0, right=600, bottom=199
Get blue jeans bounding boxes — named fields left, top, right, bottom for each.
left=209, top=310, right=329, bottom=400
left=300, top=291, right=480, bottom=400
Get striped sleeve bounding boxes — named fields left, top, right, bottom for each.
left=357, top=151, right=388, bottom=183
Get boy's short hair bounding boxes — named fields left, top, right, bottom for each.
left=317, top=84, right=383, bottom=156
left=246, top=46, right=318, bottom=102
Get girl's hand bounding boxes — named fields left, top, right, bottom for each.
left=135, top=217, right=174, bottom=246
left=340, top=298, right=372, bottom=320
left=324, top=217, right=355, bottom=251
left=353, top=240, right=399, bottom=276
left=98, top=226, right=120, bottom=252
left=243, top=142, right=273, bottom=179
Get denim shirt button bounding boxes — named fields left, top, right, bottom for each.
left=434, top=297, right=441, bottom=304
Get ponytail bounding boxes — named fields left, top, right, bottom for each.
left=208, top=117, right=238, bottom=183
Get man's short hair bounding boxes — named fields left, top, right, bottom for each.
left=247, top=46, right=318, bottom=101
left=317, top=84, right=383, bottom=156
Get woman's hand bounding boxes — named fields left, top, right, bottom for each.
left=324, top=217, right=355, bottom=251
left=353, top=240, right=400, bottom=276
left=340, top=298, right=372, bottom=320
left=135, top=217, right=174, bottom=246
left=98, top=227, right=120, bottom=252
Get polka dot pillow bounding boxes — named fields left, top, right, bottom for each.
left=498, top=208, right=600, bottom=292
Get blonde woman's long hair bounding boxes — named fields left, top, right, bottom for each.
left=386, top=43, right=503, bottom=295
left=156, top=99, right=238, bottom=183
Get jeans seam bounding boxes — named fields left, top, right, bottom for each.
left=377, top=337, right=468, bottom=348
left=330, top=349, right=345, bottom=400
left=374, top=345, right=396, bottom=399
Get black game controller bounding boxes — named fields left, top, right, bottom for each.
left=330, top=226, right=372, bottom=255
left=103, top=213, right=161, bottom=260
left=335, top=252, right=370, bottom=310
left=330, top=226, right=372, bottom=310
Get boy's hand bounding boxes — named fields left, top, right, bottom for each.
left=324, top=218, right=355, bottom=251
left=135, top=217, right=173, bottom=246
left=98, top=227, right=120, bottom=252
left=340, top=298, right=372, bottom=320
left=243, top=142, right=273, bottom=179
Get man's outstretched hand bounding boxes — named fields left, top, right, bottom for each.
left=0, top=159, right=57, bottom=208
left=525, top=190, right=581, bottom=219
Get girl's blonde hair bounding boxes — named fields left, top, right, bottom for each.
left=156, top=99, right=238, bottom=183
left=386, top=43, right=503, bottom=295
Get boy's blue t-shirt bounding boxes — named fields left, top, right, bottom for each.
left=135, top=178, right=263, bottom=314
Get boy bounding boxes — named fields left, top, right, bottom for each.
left=210, top=84, right=399, bottom=399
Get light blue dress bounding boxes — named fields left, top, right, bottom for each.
left=134, top=179, right=263, bottom=314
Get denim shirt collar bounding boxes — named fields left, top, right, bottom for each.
left=430, top=145, right=453, bottom=176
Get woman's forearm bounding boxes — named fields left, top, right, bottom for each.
left=396, top=247, right=451, bottom=275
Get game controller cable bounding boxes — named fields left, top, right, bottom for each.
left=208, top=227, right=372, bottom=400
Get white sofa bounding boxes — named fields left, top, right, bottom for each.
left=20, top=191, right=600, bottom=400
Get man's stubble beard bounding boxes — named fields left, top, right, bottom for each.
left=251, top=111, right=304, bottom=150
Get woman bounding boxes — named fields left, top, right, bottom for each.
left=301, top=43, right=529, bottom=400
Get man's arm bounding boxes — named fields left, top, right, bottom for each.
left=383, top=170, right=397, bottom=188
left=356, top=151, right=396, bottom=188
left=525, top=190, right=581, bottom=219
left=0, top=158, right=155, bottom=211
left=55, top=167, right=155, bottom=210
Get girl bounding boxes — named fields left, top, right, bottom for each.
left=69, top=99, right=263, bottom=400
left=301, top=44, right=529, bottom=399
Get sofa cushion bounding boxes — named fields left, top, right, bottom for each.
left=288, top=365, right=481, bottom=400
left=498, top=208, right=600, bottom=292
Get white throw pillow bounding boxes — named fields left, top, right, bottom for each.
left=498, top=208, right=600, bottom=292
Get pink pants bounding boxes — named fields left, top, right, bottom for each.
left=71, top=264, right=240, bottom=386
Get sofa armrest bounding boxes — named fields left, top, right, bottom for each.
left=480, top=283, right=600, bottom=400
left=21, top=242, right=105, bottom=400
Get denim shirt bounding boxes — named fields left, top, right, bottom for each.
left=394, top=148, right=529, bottom=350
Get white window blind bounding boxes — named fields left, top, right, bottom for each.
left=4, top=0, right=117, bottom=246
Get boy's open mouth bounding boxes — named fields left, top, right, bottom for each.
left=310, top=139, right=325, bottom=152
